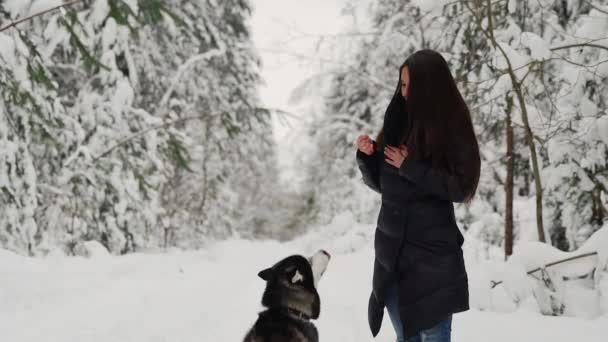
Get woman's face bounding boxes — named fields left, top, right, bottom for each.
left=400, top=66, right=410, bottom=99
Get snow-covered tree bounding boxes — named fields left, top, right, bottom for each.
left=298, top=0, right=608, bottom=256
left=0, top=0, right=278, bottom=255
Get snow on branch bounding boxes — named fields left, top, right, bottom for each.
left=157, top=48, right=226, bottom=112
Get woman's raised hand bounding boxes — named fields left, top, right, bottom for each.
left=357, top=134, right=375, bottom=156
left=384, top=144, right=408, bottom=168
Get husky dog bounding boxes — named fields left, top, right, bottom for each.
left=243, top=250, right=331, bottom=342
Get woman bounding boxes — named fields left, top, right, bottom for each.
left=355, top=49, right=480, bottom=342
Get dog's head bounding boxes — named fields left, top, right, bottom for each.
left=257, top=250, right=330, bottom=319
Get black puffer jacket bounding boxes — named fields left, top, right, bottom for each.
left=356, top=138, right=473, bottom=338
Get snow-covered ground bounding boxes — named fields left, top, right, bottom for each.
left=2, top=218, right=607, bottom=341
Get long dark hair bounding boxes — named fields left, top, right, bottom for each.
left=375, top=49, right=480, bottom=202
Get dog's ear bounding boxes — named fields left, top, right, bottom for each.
left=258, top=267, right=273, bottom=281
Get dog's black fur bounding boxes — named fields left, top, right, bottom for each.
left=243, top=255, right=323, bottom=342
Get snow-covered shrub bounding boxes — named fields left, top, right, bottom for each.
left=72, top=240, right=110, bottom=258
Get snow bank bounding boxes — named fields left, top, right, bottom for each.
left=72, top=240, right=111, bottom=258
left=2, top=217, right=608, bottom=341
left=477, top=226, right=608, bottom=318
left=0, top=247, right=23, bottom=261
left=578, top=226, right=608, bottom=264
left=1, top=217, right=606, bottom=341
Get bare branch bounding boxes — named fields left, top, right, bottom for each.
left=551, top=43, right=608, bottom=53
left=582, top=0, right=608, bottom=15
left=92, top=114, right=206, bottom=163
left=0, top=0, right=86, bottom=33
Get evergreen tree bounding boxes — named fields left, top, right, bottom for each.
left=0, top=0, right=278, bottom=255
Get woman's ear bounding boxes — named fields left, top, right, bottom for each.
left=258, top=267, right=273, bottom=280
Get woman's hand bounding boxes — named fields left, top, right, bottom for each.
left=384, top=144, right=408, bottom=168
left=357, top=134, right=375, bottom=156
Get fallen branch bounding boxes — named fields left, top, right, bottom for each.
left=490, top=251, right=599, bottom=288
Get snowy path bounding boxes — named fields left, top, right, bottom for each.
left=2, top=232, right=607, bottom=341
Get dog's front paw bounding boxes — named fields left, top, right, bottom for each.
left=368, top=292, right=384, bottom=337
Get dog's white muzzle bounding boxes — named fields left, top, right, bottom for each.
left=308, top=249, right=331, bottom=287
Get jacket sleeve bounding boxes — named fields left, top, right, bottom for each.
left=356, top=148, right=381, bottom=194
left=397, top=150, right=473, bottom=203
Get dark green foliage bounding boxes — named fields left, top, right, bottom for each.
left=167, top=133, right=192, bottom=172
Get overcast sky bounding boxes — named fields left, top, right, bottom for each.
left=250, top=0, right=351, bottom=180
left=250, top=0, right=348, bottom=109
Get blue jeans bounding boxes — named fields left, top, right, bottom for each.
left=384, top=280, right=452, bottom=342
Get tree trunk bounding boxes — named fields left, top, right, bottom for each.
left=511, top=84, right=546, bottom=243
left=505, top=95, right=514, bottom=259
left=482, top=0, right=546, bottom=243
left=163, top=227, right=169, bottom=249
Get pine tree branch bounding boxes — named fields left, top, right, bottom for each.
left=0, top=0, right=86, bottom=33
left=90, top=104, right=275, bottom=164
left=92, top=114, right=206, bottom=163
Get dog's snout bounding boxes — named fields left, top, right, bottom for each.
left=321, top=249, right=331, bottom=259
left=309, top=250, right=330, bottom=287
